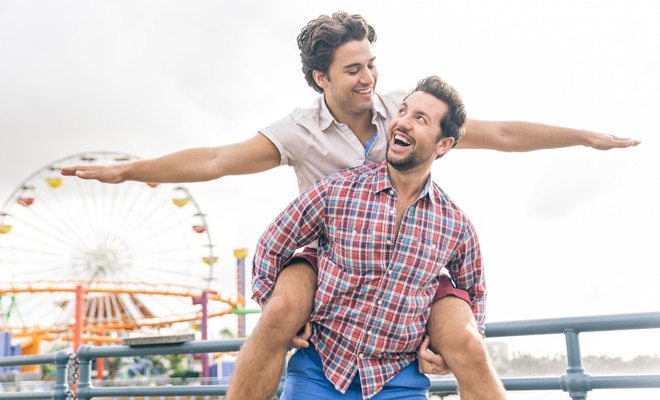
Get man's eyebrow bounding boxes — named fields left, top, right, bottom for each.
left=342, top=57, right=377, bottom=70
left=417, top=110, right=430, bottom=119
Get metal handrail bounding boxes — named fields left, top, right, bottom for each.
left=76, top=340, right=245, bottom=400
left=0, top=312, right=658, bottom=399
left=0, top=350, right=70, bottom=400
left=431, top=311, right=660, bottom=399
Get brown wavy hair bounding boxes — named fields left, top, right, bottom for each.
left=412, top=76, right=466, bottom=148
left=297, top=11, right=376, bottom=93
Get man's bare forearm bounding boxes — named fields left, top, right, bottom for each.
left=61, top=133, right=281, bottom=184
left=123, top=147, right=222, bottom=183
left=459, top=119, right=640, bottom=152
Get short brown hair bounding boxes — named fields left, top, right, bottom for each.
left=297, top=12, right=377, bottom=93
left=412, top=76, right=466, bottom=147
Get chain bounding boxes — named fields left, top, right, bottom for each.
left=67, top=352, right=80, bottom=383
left=65, top=352, right=80, bottom=399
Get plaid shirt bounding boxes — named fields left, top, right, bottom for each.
left=252, top=161, right=486, bottom=399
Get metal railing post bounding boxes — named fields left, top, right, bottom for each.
left=561, top=329, right=591, bottom=399
left=77, top=345, right=93, bottom=400
left=53, top=350, right=70, bottom=400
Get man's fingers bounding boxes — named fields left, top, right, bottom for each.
left=425, top=351, right=444, bottom=365
left=418, top=356, right=430, bottom=373
left=296, top=322, right=312, bottom=340
left=592, top=134, right=641, bottom=150
left=418, top=348, right=438, bottom=363
left=75, top=170, right=100, bottom=180
left=418, top=352, right=450, bottom=375
left=417, top=336, right=451, bottom=375
left=60, top=166, right=87, bottom=176
left=301, top=322, right=312, bottom=339
left=290, top=322, right=312, bottom=349
left=61, top=165, right=107, bottom=180
left=606, top=137, right=641, bottom=149
left=420, top=335, right=430, bottom=351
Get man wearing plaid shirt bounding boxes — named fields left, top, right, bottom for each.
left=252, top=76, right=505, bottom=399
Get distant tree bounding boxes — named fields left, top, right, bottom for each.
left=219, top=328, right=235, bottom=339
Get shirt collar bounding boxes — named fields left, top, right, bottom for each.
left=318, top=96, right=335, bottom=130
left=371, top=92, right=388, bottom=124
left=372, top=161, right=436, bottom=204
left=318, top=92, right=388, bottom=131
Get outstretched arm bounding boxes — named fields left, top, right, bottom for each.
left=60, top=132, right=281, bottom=183
left=457, top=119, right=640, bottom=152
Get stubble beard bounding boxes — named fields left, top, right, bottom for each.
left=387, top=147, right=421, bottom=171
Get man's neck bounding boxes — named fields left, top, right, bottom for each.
left=387, top=161, right=433, bottom=241
left=324, top=96, right=376, bottom=145
left=387, top=162, right=433, bottom=202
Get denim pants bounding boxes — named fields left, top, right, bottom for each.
left=279, top=345, right=429, bottom=399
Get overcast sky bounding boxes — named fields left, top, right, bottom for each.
left=1, top=1, right=658, bottom=358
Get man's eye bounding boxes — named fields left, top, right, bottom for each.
left=417, top=116, right=427, bottom=124
left=348, top=70, right=359, bottom=75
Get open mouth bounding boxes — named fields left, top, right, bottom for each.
left=393, top=133, right=412, bottom=147
left=354, top=87, right=372, bottom=95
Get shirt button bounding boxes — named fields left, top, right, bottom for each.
left=387, top=270, right=392, bottom=276
left=389, top=209, right=395, bottom=215
left=352, top=230, right=357, bottom=236
left=431, top=244, right=437, bottom=249
left=377, top=300, right=383, bottom=305
left=389, top=189, right=394, bottom=195
left=359, top=353, right=364, bottom=358
left=386, top=239, right=392, bottom=245
left=367, top=330, right=373, bottom=335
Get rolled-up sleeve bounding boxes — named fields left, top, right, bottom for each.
left=446, top=221, right=487, bottom=335
left=251, top=182, right=327, bottom=306
left=260, top=114, right=310, bottom=167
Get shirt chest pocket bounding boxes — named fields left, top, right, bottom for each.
left=398, top=235, right=452, bottom=287
left=332, top=224, right=385, bottom=278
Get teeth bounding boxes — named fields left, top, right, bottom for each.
left=355, top=88, right=371, bottom=94
left=394, top=134, right=411, bottom=145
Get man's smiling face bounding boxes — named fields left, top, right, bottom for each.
left=386, top=91, right=453, bottom=171
left=315, top=38, right=378, bottom=117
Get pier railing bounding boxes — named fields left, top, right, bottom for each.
left=431, top=311, right=660, bottom=399
left=0, top=311, right=658, bottom=399
left=0, top=350, right=69, bottom=400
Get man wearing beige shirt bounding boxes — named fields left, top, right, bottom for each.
left=63, top=11, right=638, bottom=400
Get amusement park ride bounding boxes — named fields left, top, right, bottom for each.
left=0, top=152, right=252, bottom=378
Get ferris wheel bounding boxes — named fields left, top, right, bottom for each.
left=0, top=151, right=237, bottom=343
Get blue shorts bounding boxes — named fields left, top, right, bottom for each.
left=280, top=345, right=430, bottom=400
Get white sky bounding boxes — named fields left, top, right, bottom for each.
left=1, top=1, right=659, bottom=358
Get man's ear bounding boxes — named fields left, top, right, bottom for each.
left=435, top=137, right=455, bottom=158
left=313, top=70, right=328, bottom=90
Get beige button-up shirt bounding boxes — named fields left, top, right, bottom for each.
left=260, top=90, right=406, bottom=193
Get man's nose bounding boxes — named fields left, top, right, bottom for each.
left=360, top=68, right=375, bottom=86
left=396, top=114, right=413, bottom=130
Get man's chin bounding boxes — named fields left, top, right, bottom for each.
left=353, top=95, right=373, bottom=109
left=386, top=155, right=413, bottom=171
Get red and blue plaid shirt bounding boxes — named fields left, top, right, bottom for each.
left=252, top=161, right=486, bottom=399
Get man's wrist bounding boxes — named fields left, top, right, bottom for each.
left=118, top=162, right=132, bottom=182
left=577, top=129, right=596, bottom=148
